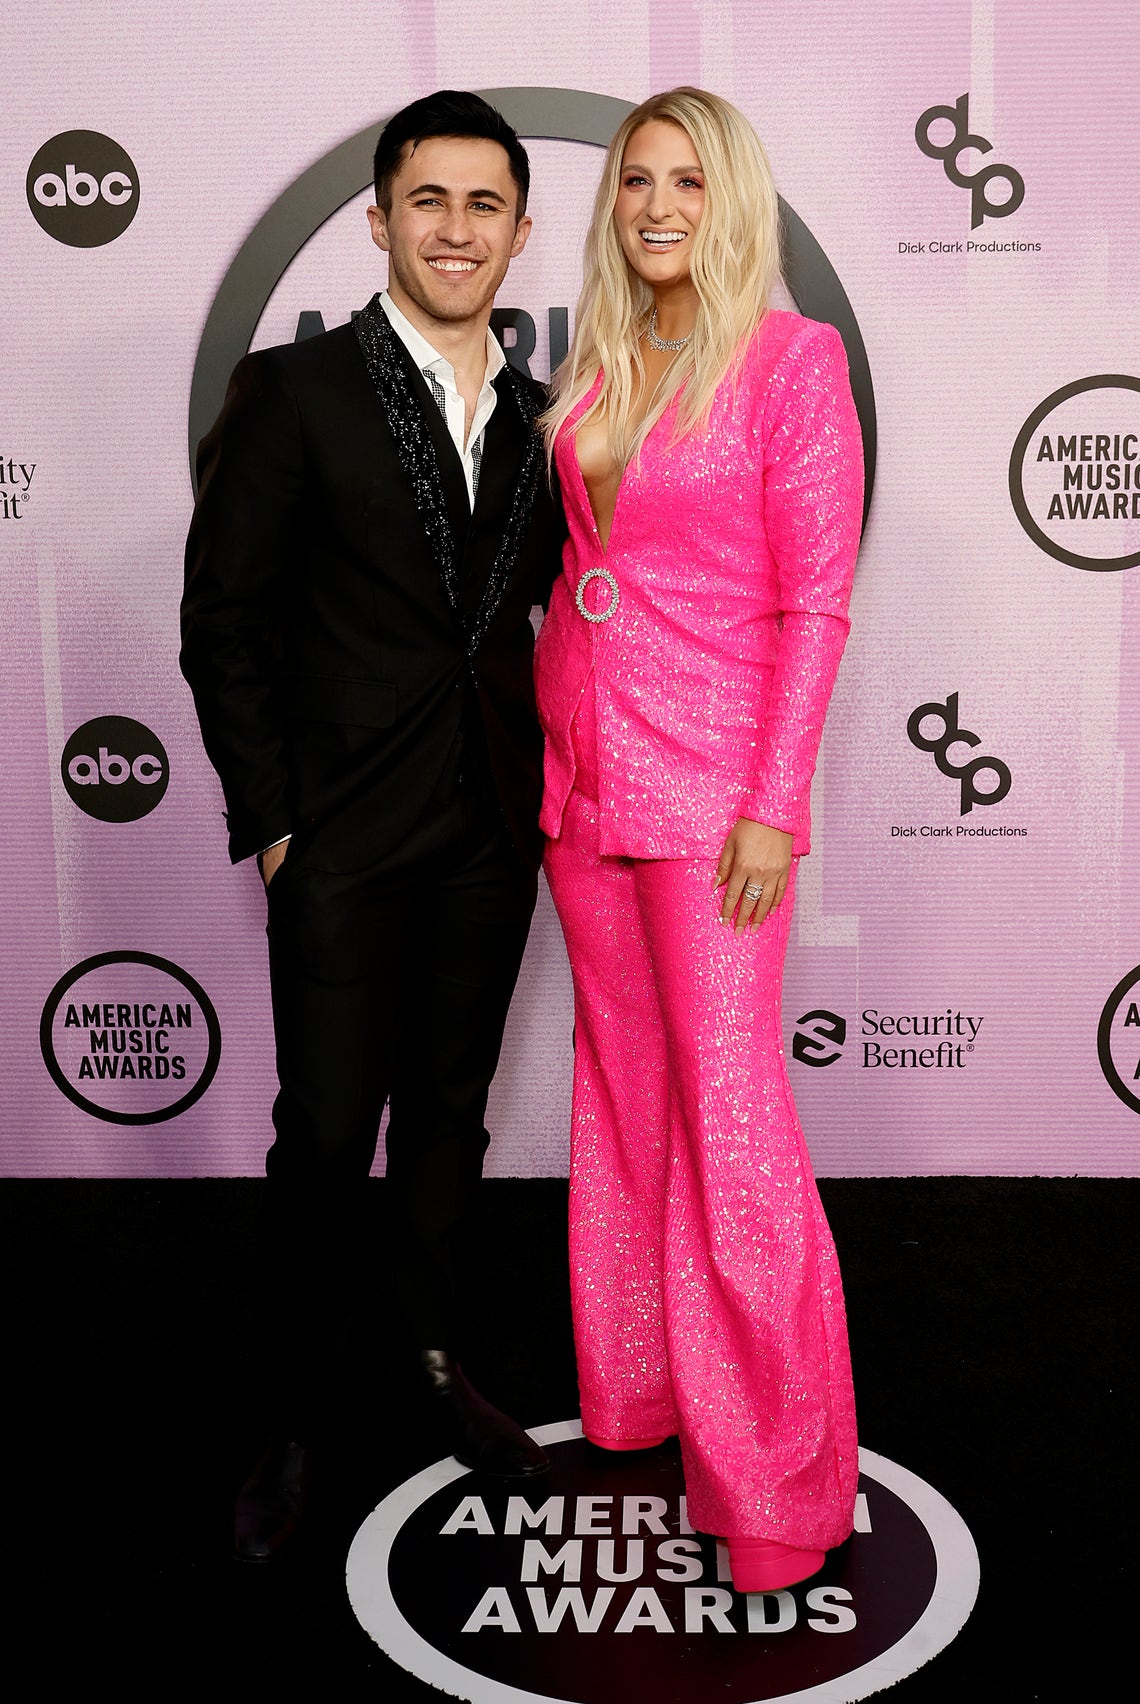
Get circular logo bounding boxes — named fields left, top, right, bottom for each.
left=61, top=716, right=169, bottom=822
left=347, top=1423, right=979, bottom=1704
left=187, top=87, right=875, bottom=524
left=1009, top=376, right=1140, bottom=572
left=26, top=130, right=139, bottom=247
left=1098, top=964, right=1140, bottom=1115
left=40, top=952, right=221, bottom=1125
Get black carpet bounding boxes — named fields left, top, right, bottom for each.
left=7, top=1177, right=1133, bottom=1699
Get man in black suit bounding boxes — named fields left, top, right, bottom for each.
left=181, top=91, right=562, bottom=1560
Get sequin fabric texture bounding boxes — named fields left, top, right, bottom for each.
left=535, top=312, right=863, bottom=858
left=537, top=311, right=863, bottom=1548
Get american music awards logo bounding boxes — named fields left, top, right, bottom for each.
left=1009, top=376, right=1140, bottom=573
left=1098, top=965, right=1140, bottom=1116
left=346, top=1421, right=979, bottom=1703
left=40, top=952, right=220, bottom=1124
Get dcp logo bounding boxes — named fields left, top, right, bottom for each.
left=793, top=1010, right=847, bottom=1068
left=915, top=94, right=1024, bottom=229
left=61, top=716, right=169, bottom=822
left=27, top=130, right=139, bottom=247
left=907, top=695, right=1011, bottom=815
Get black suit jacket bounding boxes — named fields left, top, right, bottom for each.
left=181, top=297, right=562, bottom=873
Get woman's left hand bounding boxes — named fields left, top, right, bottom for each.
left=713, top=818, right=794, bottom=934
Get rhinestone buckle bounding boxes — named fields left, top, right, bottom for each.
left=575, top=567, right=620, bottom=624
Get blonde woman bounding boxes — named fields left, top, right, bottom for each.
left=535, top=89, right=863, bottom=1593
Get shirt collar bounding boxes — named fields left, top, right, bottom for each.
left=378, top=290, right=506, bottom=390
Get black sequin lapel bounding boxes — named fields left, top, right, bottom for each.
left=465, top=367, right=545, bottom=656
left=354, top=294, right=545, bottom=656
left=353, top=296, right=462, bottom=622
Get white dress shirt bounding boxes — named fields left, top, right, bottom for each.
left=378, top=289, right=504, bottom=507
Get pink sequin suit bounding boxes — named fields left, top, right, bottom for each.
left=535, top=311, right=863, bottom=1549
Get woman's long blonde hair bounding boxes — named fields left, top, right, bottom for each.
left=542, top=88, right=781, bottom=468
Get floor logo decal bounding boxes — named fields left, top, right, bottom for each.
left=346, top=1420, right=979, bottom=1702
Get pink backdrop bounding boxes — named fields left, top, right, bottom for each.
left=4, top=0, right=1139, bottom=1177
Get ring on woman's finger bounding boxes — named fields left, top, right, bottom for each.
left=742, top=882, right=764, bottom=901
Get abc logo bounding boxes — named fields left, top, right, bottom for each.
left=61, top=716, right=168, bottom=822
left=27, top=130, right=139, bottom=247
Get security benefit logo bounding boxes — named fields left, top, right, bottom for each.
left=906, top=93, right=1035, bottom=257
left=347, top=1426, right=979, bottom=1704
left=61, top=716, right=169, bottom=822
left=40, top=952, right=220, bottom=1125
left=861, top=1008, right=981, bottom=1074
left=793, top=1009, right=984, bottom=1075
left=26, top=130, right=139, bottom=247
left=792, top=1009, right=847, bottom=1068
left=1098, top=966, right=1140, bottom=1116
left=0, top=454, right=36, bottom=521
left=1009, top=376, right=1140, bottom=572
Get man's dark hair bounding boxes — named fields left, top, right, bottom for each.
left=373, top=90, right=530, bottom=217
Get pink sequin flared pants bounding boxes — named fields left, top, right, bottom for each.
left=544, top=787, right=858, bottom=1550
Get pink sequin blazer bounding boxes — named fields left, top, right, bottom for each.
left=535, top=310, right=863, bottom=859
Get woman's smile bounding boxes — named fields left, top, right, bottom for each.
left=615, top=118, right=705, bottom=291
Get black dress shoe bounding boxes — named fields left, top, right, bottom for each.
left=418, top=1351, right=548, bottom=1477
left=234, top=1437, right=313, bottom=1561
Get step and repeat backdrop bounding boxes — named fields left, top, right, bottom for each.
left=3, top=1, right=1138, bottom=1178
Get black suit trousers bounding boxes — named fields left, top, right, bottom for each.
left=258, top=788, right=537, bottom=1433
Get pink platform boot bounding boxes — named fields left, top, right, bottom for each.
left=726, top=1537, right=827, bottom=1593
left=586, top=1434, right=671, bottom=1451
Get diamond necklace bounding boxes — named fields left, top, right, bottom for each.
left=645, top=308, right=693, bottom=352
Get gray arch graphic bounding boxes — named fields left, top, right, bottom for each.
left=189, top=86, right=876, bottom=523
